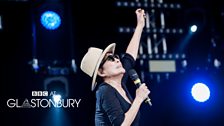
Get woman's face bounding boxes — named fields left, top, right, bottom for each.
left=99, top=53, right=125, bottom=77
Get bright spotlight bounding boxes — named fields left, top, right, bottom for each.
left=53, top=94, right=61, bottom=104
left=40, top=11, right=61, bottom=30
left=191, top=83, right=210, bottom=102
left=190, top=25, right=197, bottom=32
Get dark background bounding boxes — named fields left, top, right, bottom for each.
left=0, top=0, right=224, bottom=126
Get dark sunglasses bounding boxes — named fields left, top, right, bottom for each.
left=100, top=54, right=120, bottom=67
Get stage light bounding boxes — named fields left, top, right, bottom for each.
left=214, top=58, right=221, bottom=69
left=40, top=10, right=61, bottom=30
left=181, top=60, right=187, bottom=68
left=32, top=58, right=39, bottom=73
left=191, top=83, right=210, bottom=102
left=190, top=25, right=197, bottom=32
left=71, top=59, right=77, bottom=73
left=44, top=76, right=69, bottom=98
left=53, top=94, right=61, bottom=104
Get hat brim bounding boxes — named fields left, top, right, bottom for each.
left=91, top=43, right=116, bottom=91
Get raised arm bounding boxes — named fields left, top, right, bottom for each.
left=125, top=8, right=146, bottom=60
left=120, top=9, right=149, bottom=126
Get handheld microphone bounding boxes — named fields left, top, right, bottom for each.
left=128, top=69, right=152, bottom=106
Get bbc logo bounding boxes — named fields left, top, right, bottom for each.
left=32, top=91, right=48, bottom=96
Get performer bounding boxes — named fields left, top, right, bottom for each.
left=80, top=8, right=150, bottom=126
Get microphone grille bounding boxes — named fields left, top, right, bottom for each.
left=128, top=69, right=139, bottom=81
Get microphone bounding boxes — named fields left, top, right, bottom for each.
left=128, top=69, right=152, bottom=106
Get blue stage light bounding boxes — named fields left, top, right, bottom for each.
left=40, top=11, right=61, bottom=30
left=190, top=25, right=197, bottom=32
left=191, top=83, right=210, bottom=102
left=32, top=58, right=39, bottom=73
left=53, top=94, right=61, bottom=104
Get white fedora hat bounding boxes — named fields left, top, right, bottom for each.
left=80, top=43, right=116, bottom=91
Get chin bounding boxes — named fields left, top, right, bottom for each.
left=114, top=68, right=125, bottom=75
left=120, top=68, right=126, bottom=74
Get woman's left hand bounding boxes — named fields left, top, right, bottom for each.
left=135, top=8, right=146, bottom=28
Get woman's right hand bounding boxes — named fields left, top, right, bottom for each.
left=135, top=83, right=150, bottom=103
